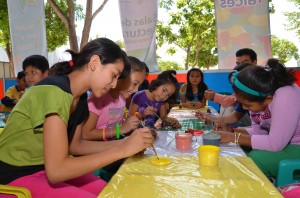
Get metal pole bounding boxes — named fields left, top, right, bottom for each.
left=2, top=62, right=6, bottom=96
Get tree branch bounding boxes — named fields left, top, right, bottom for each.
left=92, top=0, right=110, bottom=20
left=47, top=0, right=68, bottom=27
left=67, top=0, right=75, bottom=25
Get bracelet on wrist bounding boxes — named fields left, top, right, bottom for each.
left=234, top=132, right=241, bottom=145
left=102, top=128, right=107, bottom=141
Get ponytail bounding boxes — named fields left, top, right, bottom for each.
left=266, top=58, right=295, bottom=88
left=48, top=38, right=130, bottom=77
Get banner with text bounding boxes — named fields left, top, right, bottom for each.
left=118, top=0, right=159, bottom=72
left=7, top=0, right=47, bottom=76
left=214, top=0, right=271, bottom=69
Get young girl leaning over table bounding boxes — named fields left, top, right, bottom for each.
left=80, top=56, right=146, bottom=182
left=81, top=56, right=146, bottom=141
left=214, top=58, right=300, bottom=179
left=129, top=70, right=181, bottom=129
left=180, top=68, right=208, bottom=109
left=0, top=38, right=154, bottom=197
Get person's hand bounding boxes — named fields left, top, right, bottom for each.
left=195, top=110, right=210, bottom=122
left=213, top=131, right=233, bottom=143
left=164, top=117, right=181, bottom=129
left=193, top=102, right=205, bottom=109
left=184, top=102, right=198, bottom=109
left=204, top=90, right=215, bottom=101
left=18, top=91, right=25, bottom=98
left=143, top=106, right=156, bottom=117
left=213, top=121, right=232, bottom=132
left=121, top=116, right=139, bottom=134
left=3, top=115, right=9, bottom=123
left=195, top=110, right=220, bottom=125
left=121, top=127, right=154, bottom=157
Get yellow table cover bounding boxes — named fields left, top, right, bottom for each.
left=98, top=155, right=282, bottom=198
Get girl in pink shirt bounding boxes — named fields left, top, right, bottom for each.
left=82, top=56, right=146, bottom=141
left=216, top=58, right=300, bottom=179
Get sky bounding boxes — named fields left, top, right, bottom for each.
left=269, top=1, right=300, bottom=66
left=76, top=0, right=299, bottom=68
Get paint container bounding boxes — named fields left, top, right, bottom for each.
left=175, top=133, right=193, bottom=150
left=193, top=130, right=204, bottom=145
left=202, top=133, right=221, bottom=146
left=198, top=145, right=220, bottom=167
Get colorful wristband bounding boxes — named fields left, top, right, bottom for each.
left=116, top=124, right=120, bottom=139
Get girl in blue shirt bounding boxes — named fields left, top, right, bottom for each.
left=180, top=68, right=208, bottom=109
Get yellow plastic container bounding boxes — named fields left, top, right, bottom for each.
left=198, top=145, right=220, bottom=167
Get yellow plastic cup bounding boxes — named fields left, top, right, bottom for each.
left=198, top=145, right=220, bottom=167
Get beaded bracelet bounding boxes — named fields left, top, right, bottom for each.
left=234, top=132, right=241, bottom=145
left=234, top=132, right=237, bottom=144
left=237, top=132, right=241, bottom=144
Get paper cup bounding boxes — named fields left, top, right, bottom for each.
left=198, top=145, right=220, bottom=167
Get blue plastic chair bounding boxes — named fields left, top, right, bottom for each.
left=276, top=159, right=300, bottom=187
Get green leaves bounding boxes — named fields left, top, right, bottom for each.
left=157, top=0, right=217, bottom=69
left=158, top=60, right=184, bottom=70
left=271, top=35, right=299, bottom=63
left=45, top=1, right=68, bottom=52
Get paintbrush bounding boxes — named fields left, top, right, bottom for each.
left=152, top=145, right=160, bottom=162
left=166, top=136, right=175, bottom=147
left=145, top=102, right=163, bottom=122
left=214, top=108, right=226, bottom=131
left=134, top=112, right=159, bottom=161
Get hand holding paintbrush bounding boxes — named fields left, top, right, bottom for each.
left=145, top=102, right=162, bottom=122
left=134, top=112, right=159, bottom=160
left=213, top=108, right=226, bottom=131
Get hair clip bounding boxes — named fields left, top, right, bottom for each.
left=264, top=65, right=272, bottom=71
left=171, top=73, right=176, bottom=78
left=70, top=60, right=74, bottom=67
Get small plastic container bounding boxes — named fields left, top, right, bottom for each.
left=198, top=145, right=220, bottom=167
left=193, top=130, right=204, bottom=145
left=175, top=133, right=193, bottom=150
left=202, top=133, right=221, bottom=146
